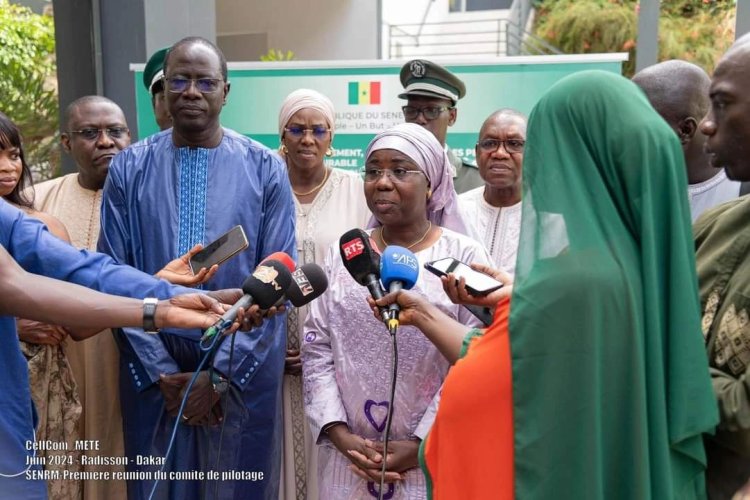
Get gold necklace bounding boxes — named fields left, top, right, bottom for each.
left=292, top=168, right=329, bottom=197
left=380, top=222, right=432, bottom=250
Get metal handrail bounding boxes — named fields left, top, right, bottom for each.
left=393, top=17, right=515, bottom=27
left=389, top=22, right=560, bottom=57
left=391, top=30, right=501, bottom=39
left=505, top=19, right=562, bottom=55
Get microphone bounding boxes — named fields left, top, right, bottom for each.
left=379, top=246, right=419, bottom=332
left=286, top=263, right=328, bottom=307
left=200, top=259, right=293, bottom=342
left=263, top=251, right=295, bottom=272
left=270, top=262, right=329, bottom=308
left=339, top=228, right=390, bottom=324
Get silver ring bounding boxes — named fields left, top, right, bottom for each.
left=182, top=415, right=190, bottom=421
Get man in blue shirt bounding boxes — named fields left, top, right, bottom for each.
left=98, top=36, right=296, bottom=499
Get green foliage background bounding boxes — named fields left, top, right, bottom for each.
left=534, top=0, right=736, bottom=76
left=0, top=0, right=58, bottom=179
left=260, top=48, right=295, bottom=62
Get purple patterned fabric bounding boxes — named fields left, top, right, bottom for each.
left=365, top=123, right=468, bottom=234
left=301, top=228, right=489, bottom=498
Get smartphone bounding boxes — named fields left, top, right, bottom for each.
left=189, top=225, right=249, bottom=274
left=424, top=257, right=504, bottom=296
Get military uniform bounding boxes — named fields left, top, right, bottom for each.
left=399, top=59, right=483, bottom=194
left=448, top=148, right=483, bottom=194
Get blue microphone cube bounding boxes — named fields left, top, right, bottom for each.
left=380, top=245, right=419, bottom=290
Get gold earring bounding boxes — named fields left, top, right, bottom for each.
left=326, top=147, right=334, bottom=157
left=279, top=144, right=288, bottom=155
left=426, top=188, right=432, bottom=200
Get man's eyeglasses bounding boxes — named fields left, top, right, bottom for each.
left=361, top=167, right=427, bottom=183
left=284, top=126, right=331, bottom=140
left=69, top=127, right=129, bottom=141
left=477, top=138, right=525, bottom=154
left=165, top=77, right=224, bottom=94
left=402, top=106, right=453, bottom=121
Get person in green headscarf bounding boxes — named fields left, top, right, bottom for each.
left=510, top=69, right=717, bottom=499
left=371, top=70, right=717, bottom=499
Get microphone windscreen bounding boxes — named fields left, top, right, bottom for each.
left=242, top=259, right=293, bottom=309
left=286, top=263, right=329, bottom=307
left=339, top=228, right=381, bottom=286
left=262, top=251, right=296, bottom=272
left=380, top=245, right=419, bottom=290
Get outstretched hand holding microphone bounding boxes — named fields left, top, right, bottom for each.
left=162, top=252, right=329, bottom=429
left=366, top=262, right=513, bottom=364
left=200, top=252, right=329, bottom=344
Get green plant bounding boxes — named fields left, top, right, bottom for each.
left=0, top=0, right=58, bottom=180
left=260, top=48, right=295, bottom=62
left=534, top=0, right=736, bottom=77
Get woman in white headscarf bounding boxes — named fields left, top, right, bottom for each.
left=277, top=88, right=371, bottom=500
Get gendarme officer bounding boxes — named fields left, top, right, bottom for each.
left=398, top=59, right=482, bottom=193
left=143, top=47, right=172, bottom=131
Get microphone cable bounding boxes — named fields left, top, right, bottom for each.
left=211, top=330, right=237, bottom=499
left=148, top=324, right=229, bottom=500
left=378, top=320, right=399, bottom=500
left=147, top=330, right=222, bottom=500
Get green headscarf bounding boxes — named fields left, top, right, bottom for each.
left=510, top=71, right=717, bottom=499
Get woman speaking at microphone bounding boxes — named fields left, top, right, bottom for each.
left=372, top=72, right=717, bottom=500
left=276, top=89, right=370, bottom=500
left=301, top=123, right=490, bottom=499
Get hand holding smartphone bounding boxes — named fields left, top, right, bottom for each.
left=424, top=258, right=504, bottom=296
left=189, top=225, right=249, bottom=274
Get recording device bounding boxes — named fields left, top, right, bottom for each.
left=200, top=259, right=293, bottom=342
left=263, top=251, right=296, bottom=273
left=379, top=246, right=419, bottom=328
left=270, top=262, right=329, bottom=308
left=339, top=228, right=390, bottom=324
left=285, top=264, right=329, bottom=307
left=424, top=257, right=504, bottom=296
left=189, top=225, right=249, bottom=274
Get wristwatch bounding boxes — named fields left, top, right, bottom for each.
left=211, top=371, right=229, bottom=394
left=142, top=297, right=159, bottom=334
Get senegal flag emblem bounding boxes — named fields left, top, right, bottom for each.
left=348, top=81, right=381, bottom=105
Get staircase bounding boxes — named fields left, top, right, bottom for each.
left=385, top=0, right=561, bottom=60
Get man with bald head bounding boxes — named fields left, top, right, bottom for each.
left=33, top=94, right=132, bottom=500
left=692, top=35, right=750, bottom=499
left=458, top=109, right=526, bottom=274
left=633, top=59, right=744, bottom=221
left=98, top=36, right=295, bottom=499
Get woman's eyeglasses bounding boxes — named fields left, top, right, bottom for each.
left=401, top=106, right=453, bottom=121
left=361, top=167, right=426, bottom=183
left=165, top=77, right=224, bottom=94
left=476, top=138, right=525, bottom=154
left=69, top=127, right=129, bottom=141
left=284, top=126, right=331, bottom=140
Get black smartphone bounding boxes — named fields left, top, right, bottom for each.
left=189, top=225, right=249, bottom=274
left=424, top=257, right=504, bottom=296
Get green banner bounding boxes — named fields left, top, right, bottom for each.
left=132, top=55, right=627, bottom=172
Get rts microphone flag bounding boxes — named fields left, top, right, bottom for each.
left=339, top=228, right=389, bottom=323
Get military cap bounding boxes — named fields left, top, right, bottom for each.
left=398, top=59, right=466, bottom=105
left=143, top=47, right=169, bottom=95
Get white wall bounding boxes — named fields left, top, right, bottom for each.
left=216, top=0, right=378, bottom=61
left=144, top=0, right=216, bottom=56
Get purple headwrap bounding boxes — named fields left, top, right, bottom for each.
left=365, top=123, right=467, bottom=234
